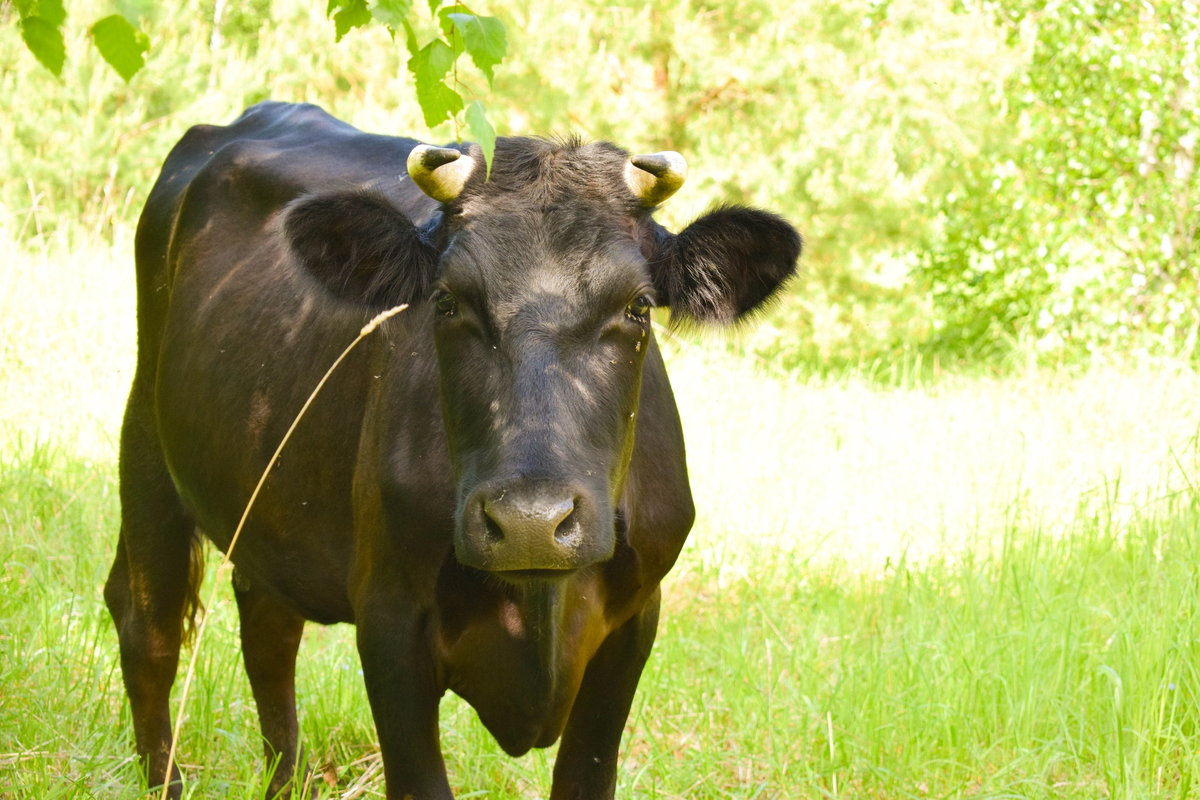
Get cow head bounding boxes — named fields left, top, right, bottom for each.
left=285, top=137, right=800, bottom=580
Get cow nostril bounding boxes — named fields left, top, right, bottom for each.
left=554, top=505, right=580, bottom=545
left=481, top=493, right=578, bottom=545
left=482, top=507, right=505, bottom=542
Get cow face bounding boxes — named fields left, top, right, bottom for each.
left=284, top=137, right=801, bottom=579
left=430, top=208, right=653, bottom=576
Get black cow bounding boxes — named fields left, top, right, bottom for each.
left=104, top=101, right=800, bottom=799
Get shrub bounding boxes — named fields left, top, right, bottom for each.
left=918, top=0, right=1200, bottom=362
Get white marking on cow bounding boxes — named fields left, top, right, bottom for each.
left=500, top=600, right=525, bottom=638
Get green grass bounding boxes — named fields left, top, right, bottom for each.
left=6, top=433, right=1200, bottom=797
left=7, top=228, right=1200, bottom=797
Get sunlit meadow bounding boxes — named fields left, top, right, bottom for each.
left=7, top=215, right=1200, bottom=797
left=6, top=0, right=1200, bottom=796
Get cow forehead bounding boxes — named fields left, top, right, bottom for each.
left=438, top=209, right=651, bottom=312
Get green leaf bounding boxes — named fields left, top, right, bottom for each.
left=14, top=0, right=37, bottom=19
left=328, top=0, right=370, bottom=41
left=446, top=13, right=505, bottom=87
left=427, top=0, right=443, bottom=18
left=400, top=18, right=419, bottom=57
left=20, top=16, right=65, bottom=77
left=408, top=36, right=455, bottom=81
left=90, top=14, right=149, bottom=82
left=33, top=0, right=65, bottom=28
left=435, top=7, right=466, bottom=57
left=416, top=79, right=463, bottom=130
left=465, top=100, right=496, bottom=178
left=407, top=39, right=463, bottom=128
left=434, top=3, right=473, bottom=33
left=369, top=0, right=412, bottom=30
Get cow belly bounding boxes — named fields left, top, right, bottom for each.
left=154, top=255, right=369, bottom=624
left=156, top=368, right=363, bottom=622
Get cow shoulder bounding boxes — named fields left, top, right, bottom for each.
left=155, top=104, right=437, bottom=310
left=146, top=102, right=340, bottom=223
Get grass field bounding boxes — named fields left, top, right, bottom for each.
left=6, top=232, right=1200, bottom=798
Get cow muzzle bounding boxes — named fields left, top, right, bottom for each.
left=456, top=480, right=614, bottom=576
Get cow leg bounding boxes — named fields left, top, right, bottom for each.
left=104, top=396, right=198, bottom=799
left=355, top=598, right=452, bottom=800
left=234, top=580, right=308, bottom=797
left=549, top=590, right=661, bottom=800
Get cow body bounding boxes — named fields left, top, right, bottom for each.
left=105, top=101, right=800, bottom=798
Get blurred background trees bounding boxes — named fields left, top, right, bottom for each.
left=923, top=0, right=1200, bottom=365
left=2, top=0, right=1197, bottom=374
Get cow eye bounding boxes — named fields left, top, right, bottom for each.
left=434, top=291, right=458, bottom=316
left=626, top=295, right=652, bottom=321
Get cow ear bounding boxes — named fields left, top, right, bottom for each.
left=649, top=206, right=801, bottom=324
left=284, top=191, right=439, bottom=308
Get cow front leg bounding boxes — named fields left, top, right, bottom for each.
left=235, top=579, right=308, bottom=796
left=105, top=525, right=192, bottom=798
left=104, top=395, right=200, bottom=799
left=356, top=599, right=452, bottom=800
left=550, top=590, right=661, bottom=800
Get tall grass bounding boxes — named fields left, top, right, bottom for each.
left=6, top=430, right=1200, bottom=797
left=645, top=477, right=1200, bottom=799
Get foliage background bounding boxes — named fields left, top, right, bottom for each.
left=5, top=0, right=1195, bottom=373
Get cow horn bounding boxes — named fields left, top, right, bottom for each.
left=625, top=151, right=688, bottom=207
left=407, top=145, right=477, bottom=203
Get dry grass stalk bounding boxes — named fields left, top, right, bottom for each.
left=339, top=754, right=384, bottom=800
